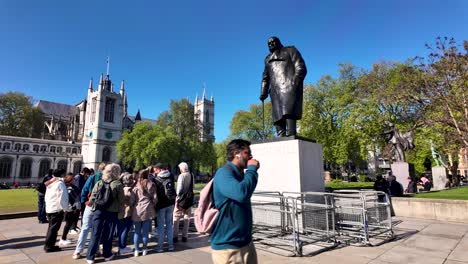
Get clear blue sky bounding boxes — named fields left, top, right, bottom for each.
left=1, top=0, right=467, bottom=142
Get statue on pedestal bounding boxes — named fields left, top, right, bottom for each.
left=382, top=123, right=415, bottom=162
left=430, top=140, right=447, bottom=167
left=260, top=37, right=307, bottom=137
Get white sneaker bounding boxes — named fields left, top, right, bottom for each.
left=72, top=252, right=80, bottom=259
left=69, top=229, right=79, bottom=235
left=86, top=260, right=94, bottom=264
left=59, top=239, right=71, bottom=246
left=104, top=254, right=114, bottom=261
left=142, top=250, right=147, bottom=256
left=134, top=250, right=139, bottom=257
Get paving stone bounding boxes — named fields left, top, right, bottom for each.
left=444, top=260, right=468, bottom=264
left=0, top=253, right=30, bottom=264
left=0, top=248, right=22, bottom=256
left=403, top=234, right=459, bottom=253
left=447, top=235, right=468, bottom=262
left=420, top=223, right=468, bottom=239
left=373, top=245, right=446, bottom=264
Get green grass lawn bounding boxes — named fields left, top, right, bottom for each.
left=413, top=186, right=468, bottom=200
left=0, top=189, right=38, bottom=214
left=325, top=181, right=374, bottom=190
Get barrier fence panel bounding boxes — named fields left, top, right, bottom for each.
left=251, top=190, right=394, bottom=256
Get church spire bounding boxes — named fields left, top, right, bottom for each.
left=106, top=56, right=110, bottom=77
left=202, top=83, right=206, bottom=100
left=88, top=78, right=93, bottom=92
left=98, top=73, right=104, bottom=90
left=135, top=109, right=141, bottom=122
left=119, top=80, right=125, bottom=95
left=195, top=93, right=198, bottom=104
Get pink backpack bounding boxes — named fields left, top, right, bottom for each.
left=194, top=179, right=218, bottom=234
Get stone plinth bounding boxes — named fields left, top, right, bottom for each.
left=391, top=162, right=411, bottom=192
left=432, top=166, right=448, bottom=190
left=250, top=137, right=324, bottom=193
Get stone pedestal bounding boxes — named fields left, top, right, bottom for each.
left=432, top=166, right=448, bottom=190
left=250, top=137, right=325, bottom=193
left=391, top=162, right=412, bottom=192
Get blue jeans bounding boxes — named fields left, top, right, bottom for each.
left=75, top=206, right=94, bottom=253
left=87, top=210, right=117, bottom=260
left=118, top=217, right=133, bottom=249
left=133, top=220, right=151, bottom=251
left=37, top=193, right=46, bottom=222
left=157, top=205, right=174, bottom=250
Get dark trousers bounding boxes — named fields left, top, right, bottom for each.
left=62, top=210, right=80, bottom=240
left=274, top=117, right=297, bottom=137
left=44, top=211, right=64, bottom=249
left=37, top=193, right=46, bottom=222
left=87, top=210, right=118, bottom=260
left=118, top=217, right=133, bottom=249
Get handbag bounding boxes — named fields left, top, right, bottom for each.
left=177, top=173, right=194, bottom=210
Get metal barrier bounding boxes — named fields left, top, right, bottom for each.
left=333, top=190, right=394, bottom=245
left=251, top=190, right=394, bottom=256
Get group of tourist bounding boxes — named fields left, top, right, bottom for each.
left=38, top=138, right=262, bottom=264
left=40, top=161, right=194, bottom=264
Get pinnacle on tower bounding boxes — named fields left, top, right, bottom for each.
left=202, top=87, right=206, bottom=100
left=120, top=80, right=125, bottom=95
left=98, top=73, right=104, bottom=90
left=88, top=78, right=93, bottom=92
left=195, top=93, right=198, bottom=104
left=135, top=109, right=141, bottom=121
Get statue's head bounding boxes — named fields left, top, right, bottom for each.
left=268, top=36, right=283, bottom=53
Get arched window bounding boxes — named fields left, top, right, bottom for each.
left=14, top=143, right=21, bottom=151
left=33, top=145, right=39, bottom=152
left=57, top=147, right=63, bottom=153
left=102, top=147, right=111, bottom=162
left=38, top=159, right=51, bottom=178
left=50, top=146, right=56, bottom=153
left=19, top=158, right=32, bottom=178
left=72, top=161, right=82, bottom=174
left=3, top=143, right=10, bottom=151
left=104, top=98, right=115, bottom=122
left=66, top=147, right=71, bottom=153
left=23, top=144, right=30, bottom=151
left=57, top=160, right=68, bottom=171
left=0, top=157, right=12, bottom=178
left=72, top=148, right=77, bottom=155
left=40, top=145, right=47, bottom=152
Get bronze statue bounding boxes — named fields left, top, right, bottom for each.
left=260, top=37, right=307, bottom=137
left=382, top=123, right=415, bottom=162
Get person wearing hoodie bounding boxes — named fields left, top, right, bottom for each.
left=72, top=162, right=106, bottom=260
left=173, top=162, right=193, bottom=243
left=132, top=169, right=158, bottom=256
left=59, top=173, right=81, bottom=247
left=86, top=163, right=124, bottom=264
left=153, top=163, right=176, bottom=252
left=117, top=172, right=135, bottom=255
left=44, top=169, right=68, bottom=253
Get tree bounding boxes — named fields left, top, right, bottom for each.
left=0, top=91, right=43, bottom=137
left=416, top=37, right=468, bottom=148
left=229, top=102, right=274, bottom=141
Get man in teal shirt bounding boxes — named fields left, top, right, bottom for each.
left=211, top=139, right=260, bottom=264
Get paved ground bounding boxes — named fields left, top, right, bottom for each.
left=0, top=217, right=467, bottom=264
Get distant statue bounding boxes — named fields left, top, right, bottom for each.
left=430, top=140, right=447, bottom=167
left=260, top=37, right=307, bottom=137
left=382, top=123, right=414, bottom=162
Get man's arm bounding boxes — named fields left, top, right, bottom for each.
left=291, top=48, right=307, bottom=85
left=80, top=175, right=94, bottom=204
left=215, top=165, right=258, bottom=203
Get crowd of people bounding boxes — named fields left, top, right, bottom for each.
left=38, top=161, right=195, bottom=264
left=37, top=138, right=262, bottom=264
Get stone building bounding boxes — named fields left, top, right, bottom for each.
left=194, top=88, right=215, bottom=142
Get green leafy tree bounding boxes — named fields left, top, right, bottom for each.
left=229, top=102, right=274, bottom=141
left=0, top=91, right=43, bottom=137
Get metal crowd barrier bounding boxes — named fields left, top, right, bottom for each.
left=251, top=190, right=394, bottom=256
left=333, top=190, right=394, bottom=245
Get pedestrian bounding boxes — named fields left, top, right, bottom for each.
left=36, top=169, right=53, bottom=224
left=173, top=162, right=193, bottom=243
left=72, top=162, right=106, bottom=260
left=420, top=176, right=432, bottom=191
left=74, top=167, right=91, bottom=233
left=132, top=169, right=157, bottom=256
left=59, top=173, right=81, bottom=247
left=86, top=163, right=124, bottom=264
left=211, top=139, right=260, bottom=264
left=405, top=177, right=418, bottom=194
left=373, top=175, right=390, bottom=202
left=116, top=172, right=135, bottom=255
left=43, top=169, right=68, bottom=253
left=388, top=175, right=404, bottom=197
left=153, top=163, right=176, bottom=252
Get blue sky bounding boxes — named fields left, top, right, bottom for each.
left=0, top=0, right=467, bottom=142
